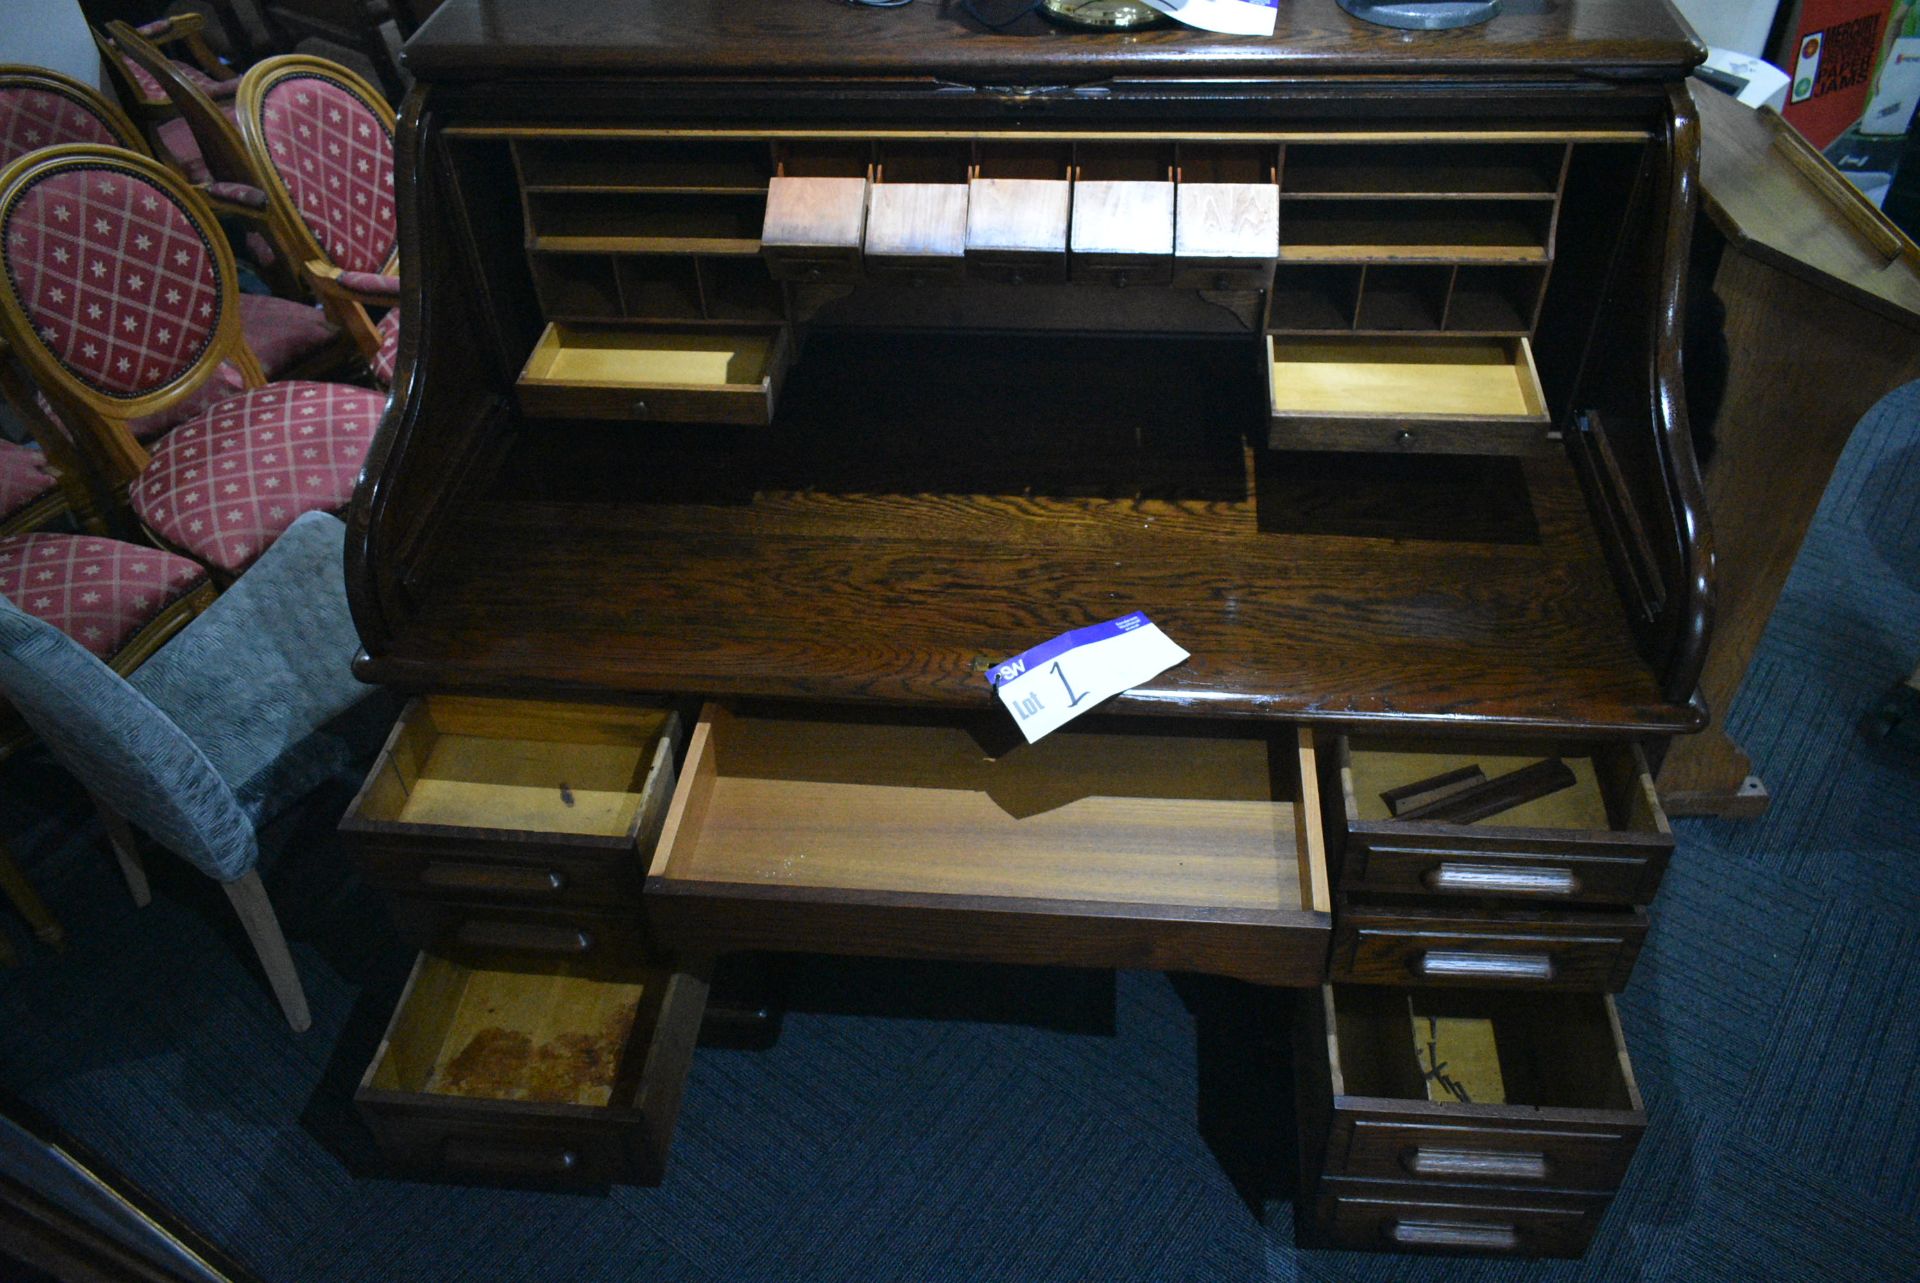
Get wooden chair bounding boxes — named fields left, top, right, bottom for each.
left=91, top=14, right=239, bottom=182
left=102, top=21, right=313, bottom=302
left=0, top=66, right=352, bottom=448
left=0, top=510, right=381, bottom=1028
left=0, top=144, right=387, bottom=579
left=237, top=55, right=401, bottom=386
left=253, top=0, right=408, bottom=104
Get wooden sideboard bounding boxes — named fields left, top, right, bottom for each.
left=340, top=0, right=1712, bottom=1258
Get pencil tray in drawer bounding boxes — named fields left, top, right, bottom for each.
left=1266, top=336, right=1550, bottom=456
left=1325, top=734, right=1672, bottom=907
left=1304, top=985, right=1644, bottom=1193
left=340, top=696, right=681, bottom=913
left=355, top=945, right=708, bottom=1188
left=514, top=323, right=790, bottom=424
left=644, top=704, right=1333, bottom=986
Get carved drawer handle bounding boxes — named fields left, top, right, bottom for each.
left=454, top=920, right=595, bottom=955
left=1423, top=863, right=1579, bottom=898
left=1403, top=1146, right=1549, bottom=1182
left=631, top=398, right=650, bottom=418
left=419, top=862, right=567, bottom=896
left=1388, top=1219, right=1521, bottom=1252
left=1416, top=950, right=1555, bottom=982
left=441, top=1137, right=579, bottom=1177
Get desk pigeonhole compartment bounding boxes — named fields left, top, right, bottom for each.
left=644, top=704, right=1332, bottom=986
left=1266, top=335, right=1550, bottom=455
left=1297, top=984, right=1644, bottom=1255
left=1325, top=733, right=1673, bottom=907
left=514, top=322, right=790, bottom=424
left=355, top=944, right=708, bottom=1188
left=341, top=697, right=681, bottom=916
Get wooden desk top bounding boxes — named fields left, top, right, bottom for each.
left=359, top=333, right=1691, bottom=736
left=403, top=0, right=1704, bottom=85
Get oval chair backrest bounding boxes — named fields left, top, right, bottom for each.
left=0, top=68, right=145, bottom=167
left=238, top=58, right=396, bottom=274
left=0, top=592, right=254, bottom=881
left=0, top=145, right=246, bottom=423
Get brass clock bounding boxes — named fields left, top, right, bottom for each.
left=1039, top=0, right=1170, bottom=29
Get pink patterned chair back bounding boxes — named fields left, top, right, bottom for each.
left=247, top=65, right=395, bottom=274
left=0, top=69, right=143, bottom=168
left=0, top=146, right=238, bottom=410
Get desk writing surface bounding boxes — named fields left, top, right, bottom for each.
left=366, top=333, right=1683, bottom=734
left=404, top=0, right=1704, bottom=83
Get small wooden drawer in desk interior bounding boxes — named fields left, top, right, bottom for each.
left=1069, top=144, right=1174, bottom=285
left=356, top=944, right=708, bottom=1188
left=515, top=323, right=789, bottom=424
left=1172, top=142, right=1279, bottom=291
left=643, top=705, right=1333, bottom=987
left=1266, top=336, right=1549, bottom=455
left=966, top=142, right=1071, bottom=284
left=1300, top=984, right=1643, bottom=1255
left=760, top=141, right=870, bottom=283
left=340, top=695, right=680, bottom=913
left=1327, top=735, right=1673, bottom=906
left=863, top=143, right=969, bottom=283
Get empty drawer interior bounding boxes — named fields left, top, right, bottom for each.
left=1344, top=735, right=1663, bottom=833
left=1269, top=337, right=1545, bottom=421
left=520, top=324, right=779, bottom=391
left=1331, top=985, right=1636, bottom=1111
left=654, top=705, right=1322, bottom=914
left=352, top=696, right=675, bottom=839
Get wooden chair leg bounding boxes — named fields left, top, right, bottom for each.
left=221, top=871, right=310, bottom=1033
left=88, top=793, right=150, bottom=908
left=0, top=840, right=63, bottom=949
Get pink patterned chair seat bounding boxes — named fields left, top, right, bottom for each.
left=38, top=295, right=341, bottom=444
left=371, top=306, right=400, bottom=385
left=155, top=107, right=238, bottom=186
left=114, top=48, right=239, bottom=107
left=130, top=382, right=383, bottom=574
left=0, top=531, right=206, bottom=657
left=0, top=441, right=57, bottom=519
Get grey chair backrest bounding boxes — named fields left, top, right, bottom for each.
left=0, top=596, right=255, bottom=881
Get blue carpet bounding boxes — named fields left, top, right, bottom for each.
left=2, top=385, right=1918, bottom=1282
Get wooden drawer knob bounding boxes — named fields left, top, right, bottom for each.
left=1416, top=950, right=1555, bottom=982
left=1403, top=1146, right=1549, bottom=1182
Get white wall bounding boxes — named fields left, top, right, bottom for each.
left=1669, top=0, right=1784, bottom=59
left=0, top=0, right=103, bottom=87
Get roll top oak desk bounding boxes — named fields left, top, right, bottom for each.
left=338, top=0, right=1712, bottom=1258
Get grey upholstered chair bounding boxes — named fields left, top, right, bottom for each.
left=0, top=511, right=385, bottom=1030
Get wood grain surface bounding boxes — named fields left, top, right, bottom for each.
left=358, top=330, right=1687, bottom=733
left=401, top=0, right=1705, bottom=83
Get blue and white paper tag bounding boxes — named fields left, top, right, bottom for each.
left=986, top=612, right=1190, bottom=744
left=1140, top=0, right=1279, bottom=36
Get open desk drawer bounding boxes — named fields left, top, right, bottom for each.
left=356, top=947, right=708, bottom=1187
left=1303, top=984, right=1644, bottom=1198
left=1267, top=336, right=1550, bottom=455
left=341, top=696, right=680, bottom=913
left=1327, top=734, right=1672, bottom=907
left=515, top=323, right=790, bottom=424
left=644, top=705, right=1333, bottom=986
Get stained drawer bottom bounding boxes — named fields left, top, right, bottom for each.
left=356, top=947, right=707, bottom=1188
